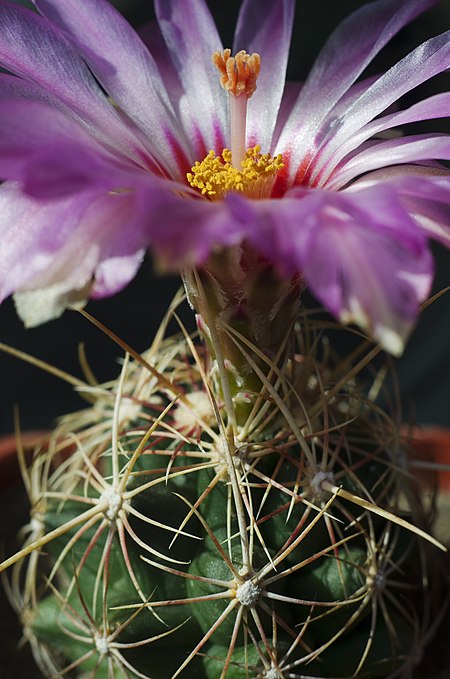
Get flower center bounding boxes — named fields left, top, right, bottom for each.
left=186, top=50, right=283, bottom=200
left=187, top=145, right=283, bottom=200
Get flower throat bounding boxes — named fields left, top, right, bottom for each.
left=186, top=49, right=283, bottom=200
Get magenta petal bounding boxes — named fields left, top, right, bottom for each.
left=325, top=93, right=450, bottom=189
left=239, top=187, right=433, bottom=354
left=234, top=0, right=295, bottom=152
left=271, top=82, right=303, bottom=149
left=0, top=183, right=98, bottom=302
left=138, top=22, right=184, bottom=109
left=297, top=190, right=433, bottom=353
left=0, top=182, right=150, bottom=325
left=141, top=192, right=248, bottom=269
left=0, top=69, right=145, bottom=168
left=350, top=167, right=450, bottom=247
left=226, top=193, right=322, bottom=278
left=0, top=100, right=135, bottom=197
left=0, top=70, right=76, bottom=109
left=154, top=0, right=227, bottom=154
left=33, top=0, right=189, bottom=175
left=0, top=1, right=143, bottom=159
left=313, top=30, right=450, bottom=185
left=138, top=21, right=211, bottom=163
left=304, top=224, right=432, bottom=355
left=277, top=0, right=438, bottom=183
left=327, top=134, right=450, bottom=189
left=405, top=197, right=450, bottom=250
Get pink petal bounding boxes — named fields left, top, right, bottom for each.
left=154, top=0, right=227, bottom=156
left=0, top=1, right=142, bottom=160
left=291, top=188, right=433, bottom=354
left=0, top=99, right=139, bottom=198
left=312, top=30, right=450, bottom=185
left=33, top=0, right=192, bottom=178
left=236, top=186, right=434, bottom=354
left=350, top=166, right=450, bottom=247
left=328, top=134, right=450, bottom=189
left=325, top=93, right=450, bottom=189
left=276, top=0, right=438, bottom=184
left=0, top=182, right=150, bottom=325
left=141, top=191, right=247, bottom=269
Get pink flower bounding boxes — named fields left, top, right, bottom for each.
left=0, top=0, right=448, bottom=353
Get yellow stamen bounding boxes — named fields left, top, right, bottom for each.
left=187, top=145, right=284, bottom=201
left=212, top=49, right=261, bottom=98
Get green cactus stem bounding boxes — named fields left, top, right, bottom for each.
left=2, top=299, right=446, bottom=679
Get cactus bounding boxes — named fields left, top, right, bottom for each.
left=3, top=278, right=446, bottom=679
left=0, top=0, right=449, bottom=675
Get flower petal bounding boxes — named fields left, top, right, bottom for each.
left=236, top=186, right=433, bottom=354
left=327, top=134, right=450, bottom=189
left=0, top=73, right=163, bottom=179
left=325, top=93, right=450, bottom=189
left=224, top=193, right=322, bottom=278
left=293, top=189, right=433, bottom=354
left=233, top=0, right=295, bottom=152
left=141, top=192, right=247, bottom=269
left=313, top=30, right=450, bottom=185
left=405, top=197, right=450, bottom=249
left=0, top=182, right=149, bottom=325
left=138, top=22, right=184, bottom=110
left=0, top=184, right=94, bottom=302
left=276, top=0, right=438, bottom=183
left=154, top=0, right=227, bottom=155
left=349, top=166, right=450, bottom=247
left=0, top=99, right=137, bottom=198
left=138, top=20, right=214, bottom=165
left=13, top=284, right=91, bottom=328
left=0, top=70, right=69, bottom=106
left=0, top=0, right=142, bottom=159
left=33, top=0, right=192, bottom=177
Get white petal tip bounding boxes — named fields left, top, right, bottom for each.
left=14, top=285, right=89, bottom=328
left=340, top=298, right=408, bottom=356
left=375, top=325, right=406, bottom=357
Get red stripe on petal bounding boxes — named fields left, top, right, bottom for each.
left=164, top=129, right=192, bottom=179
left=273, top=150, right=317, bottom=196
left=272, top=153, right=291, bottom=197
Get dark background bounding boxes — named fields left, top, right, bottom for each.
left=0, top=0, right=449, bottom=439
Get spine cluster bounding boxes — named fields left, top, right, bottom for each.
left=5, top=306, right=444, bottom=679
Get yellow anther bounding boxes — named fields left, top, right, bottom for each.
left=187, top=146, right=283, bottom=200
left=212, top=49, right=261, bottom=98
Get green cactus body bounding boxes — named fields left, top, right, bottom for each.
left=5, top=304, right=444, bottom=679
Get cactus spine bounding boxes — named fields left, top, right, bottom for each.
left=3, top=274, right=445, bottom=679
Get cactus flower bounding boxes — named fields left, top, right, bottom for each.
left=0, top=0, right=449, bottom=353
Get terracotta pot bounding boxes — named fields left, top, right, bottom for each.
left=408, top=427, right=450, bottom=491
left=0, top=431, right=49, bottom=490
